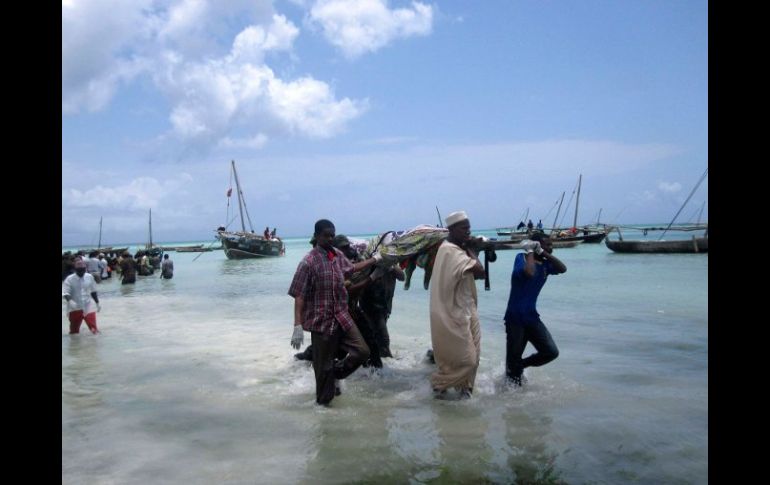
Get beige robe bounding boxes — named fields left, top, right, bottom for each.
left=429, top=241, right=481, bottom=391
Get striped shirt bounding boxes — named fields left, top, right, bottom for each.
left=288, top=246, right=356, bottom=335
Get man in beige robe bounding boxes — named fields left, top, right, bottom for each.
left=430, top=211, right=486, bottom=398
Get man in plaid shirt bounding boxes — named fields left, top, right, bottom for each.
left=289, top=219, right=382, bottom=405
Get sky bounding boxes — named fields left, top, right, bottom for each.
left=62, top=0, right=708, bottom=246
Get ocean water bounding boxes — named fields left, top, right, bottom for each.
left=62, top=228, right=708, bottom=484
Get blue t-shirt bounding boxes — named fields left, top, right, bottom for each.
left=503, top=253, right=559, bottom=325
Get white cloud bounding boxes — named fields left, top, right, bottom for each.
left=62, top=174, right=192, bottom=210
left=630, top=190, right=657, bottom=203
left=63, top=1, right=365, bottom=151
left=158, top=52, right=366, bottom=147
left=218, top=134, right=269, bottom=149
left=657, top=181, right=682, bottom=193
left=62, top=0, right=153, bottom=113
left=309, top=0, right=433, bottom=59
left=268, top=76, right=367, bottom=137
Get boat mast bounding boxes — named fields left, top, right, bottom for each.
left=658, top=167, right=708, bottom=241
left=231, top=160, right=247, bottom=233
left=596, top=208, right=602, bottom=225
left=98, top=216, right=103, bottom=249
left=148, top=209, right=153, bottom=248
left=696, top=201, right=705, bottom=226
left=572, top=174, right=582, bottom=229
left=551, top=191, right=565, bottom=236
left=436, top=206, right=443, bottom=228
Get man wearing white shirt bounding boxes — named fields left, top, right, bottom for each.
left=62, top=259, right=101, bottom=334
left=86, top=251, right=102, bottom=283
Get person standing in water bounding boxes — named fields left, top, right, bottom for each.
left=429, top=210, right=486, bottom=399
left=503, top=232, right=567, bottom=386
left=288, top=219, right=381, bottom=405
left=62, top=259, right=101, bottom=334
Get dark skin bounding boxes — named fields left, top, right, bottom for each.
left=293, top=226, right=380, bottom=328
left=523, top=237, right=567, bottom=278
left=446, top=219, right=485, bottom=280
left=63, top=268, right=100, bottom=305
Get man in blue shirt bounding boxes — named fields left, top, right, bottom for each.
left=503, top=232, right=567, bottom=386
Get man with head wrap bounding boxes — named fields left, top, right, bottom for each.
left=62, top=259, right=101, bottom=334
left=429, top=211, right=486, bottom=399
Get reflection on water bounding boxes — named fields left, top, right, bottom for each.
left=218, top=258, right=284, bottom=277
left=63, top=336, right=105, bottom=409
left=501, top=405, right=566, bottom=484
left=62, top=233, right=707, bottom=484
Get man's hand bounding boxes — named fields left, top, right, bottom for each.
left=520, top=240, right=543, bottom=255
left=66, top=299, right=78, bottom=311
left=291, top=325, right=304, bottom=350
left=97, top=303, right=102, bottom=313
left=372, top=251, right=383, bottom=263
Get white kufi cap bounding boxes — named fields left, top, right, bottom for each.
left=445, top=210, right=468, bottom=227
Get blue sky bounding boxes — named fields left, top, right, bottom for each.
left=62, top=0, right=708, bottom=246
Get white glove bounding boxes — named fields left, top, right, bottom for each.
left=372, top=251, right=383, bottom=263
left=291, top=325, right=304, bottom=350
left=520, top=240, right=543, bottom=255
left=97, top=303, right=102, bottom=313
left=478, top=235, right=489, bottom=242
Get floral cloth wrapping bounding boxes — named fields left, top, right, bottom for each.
left=361, top=225, right=449, bottom=290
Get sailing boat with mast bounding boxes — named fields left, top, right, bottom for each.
left=83, top=217, right=128, bottom=254
left=216, top=160, right=285, bottom=259
left=145, top=209, right=163, bottom=258
left=552, top=174, right=608, bottom=244
left=605, top=168, right=708, bottom=253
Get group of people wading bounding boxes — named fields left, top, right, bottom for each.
left=289, top=211, right=567, bottom=406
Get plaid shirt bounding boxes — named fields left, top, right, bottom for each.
left=288, top=246, right=356, bottom=335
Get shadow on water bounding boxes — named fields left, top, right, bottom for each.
left=500, top=406, right=567, bottom=485
left=218, top=258, right=283, bottom=277
left=297, top=394, right=567, bottom=484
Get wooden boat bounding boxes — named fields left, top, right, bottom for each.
left=604, top=167, right=708, bottom=254
left=216, top=160, right=285, bottom=259
left=176, top=246, right=213, bottom=253
left=159, top=245, right=203, bottom=251
left=552, top=231, right=607, bottom=244
left=605, top=235, right=707, bottom=253
left=145, top=209, right=163, bottom=258
left=548, top=174, right=609, bottom=244
left=551, top=240, right=583, bottom=249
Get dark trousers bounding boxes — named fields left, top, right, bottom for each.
left=311, top=324, right=370, bottom=405
left=505, top=320, right=559, bottom=380
left=361, top=305, right=392, bottom=358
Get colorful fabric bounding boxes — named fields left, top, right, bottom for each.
left=364, top=226, right=449, bottom=290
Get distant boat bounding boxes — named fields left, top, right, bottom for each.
left=605, top=168, right=708, bottom=254
left=605, top=236, right=707, bottom=253
left=80, top=217, right=129, bottom=254
left=551, top=239, right=583, bottom=249
left=176, top=246, right=213, bottom=253
left=159, top=245, right=204, bottom=251
left=145, top=209, right=163, bottom=258
left=550, top=174, right=610, bottom=244
left=216, top=160, right=285, bottom=259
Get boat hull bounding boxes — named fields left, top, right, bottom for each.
left=605, top=237, right=708, bottom=253
left=218, top=232, right=284, bottom=259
